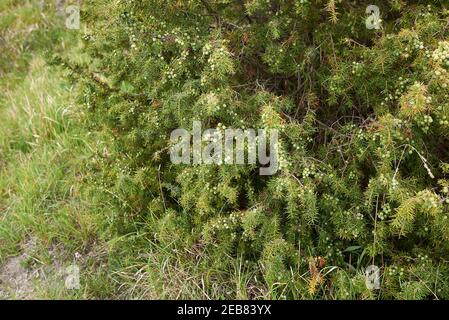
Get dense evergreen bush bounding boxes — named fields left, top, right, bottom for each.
left=67, top=0, right=449, bottom=299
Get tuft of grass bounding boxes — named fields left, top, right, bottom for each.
left=0, top=0, right=117, bottom=299
left=1, top=57, right=89, bottom=255
left=0, top=55, right=113, bottom=297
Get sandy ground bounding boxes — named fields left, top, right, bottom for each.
left=0, top=254, right=37, bottom=299
left=0, top=239, right=69, bottom=299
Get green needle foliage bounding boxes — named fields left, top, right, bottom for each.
left=64, top=0, right=449, bottom=299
